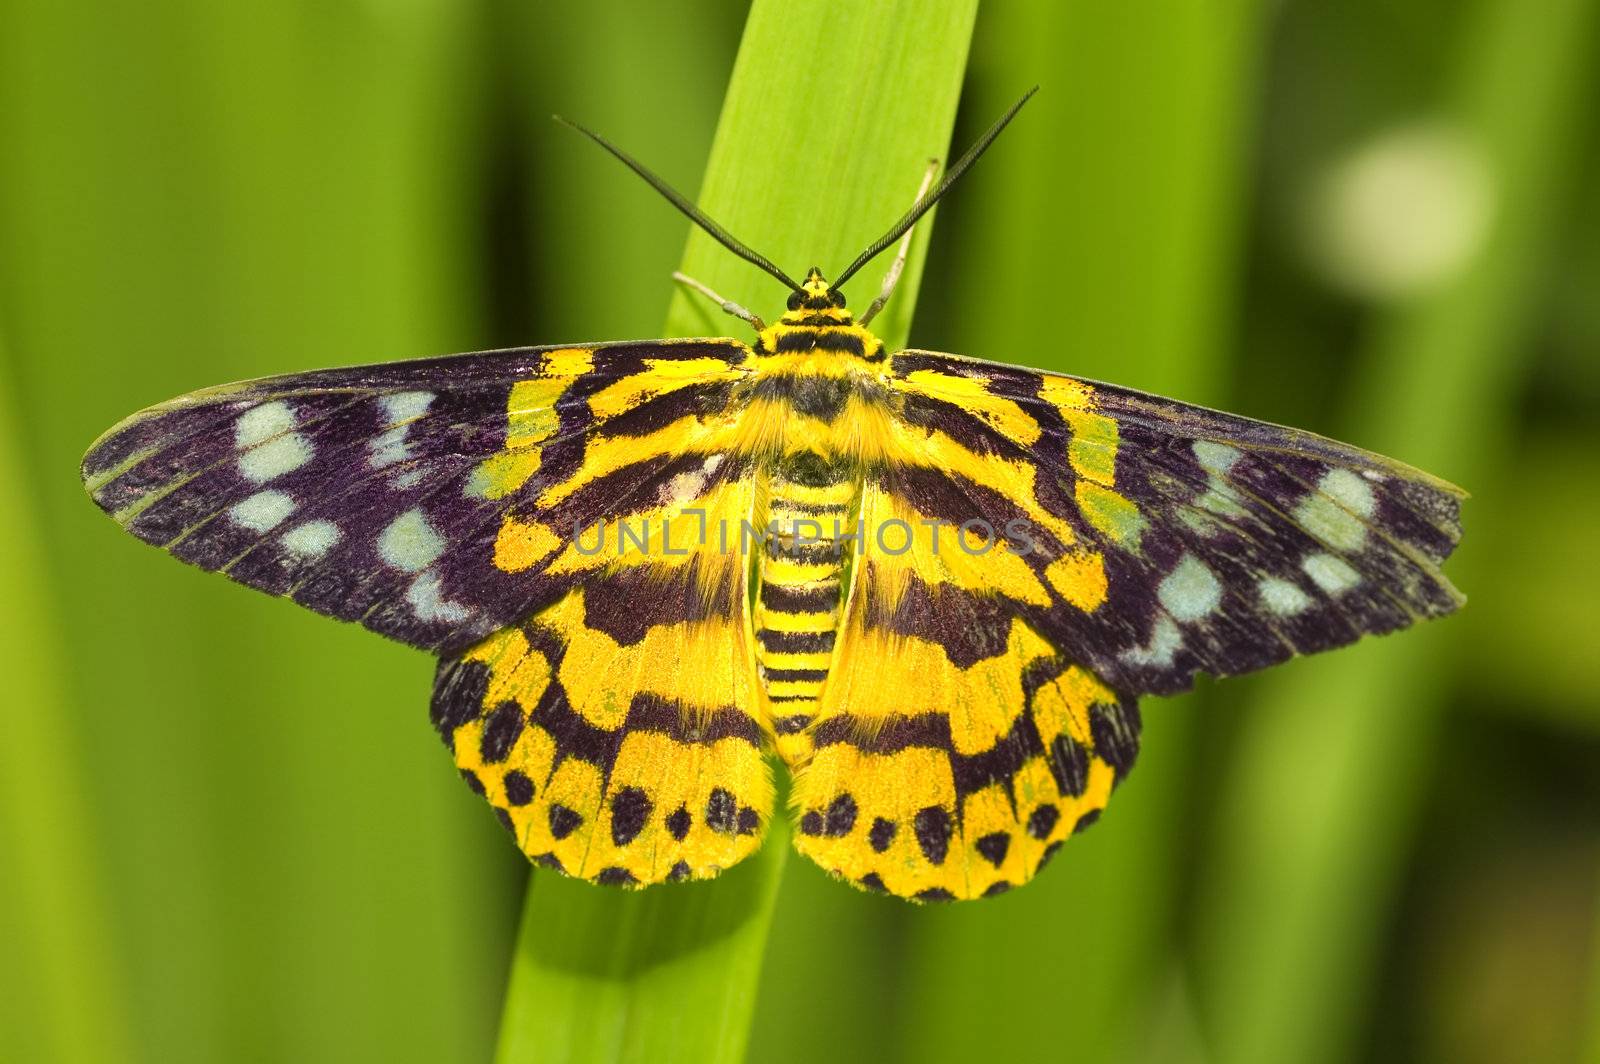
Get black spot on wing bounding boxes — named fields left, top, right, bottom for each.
left=503, top=771, right=534, bottom=806
left=479, top=702, right=525, bottom=764
left=913, top=807, right=953, bottom=866
left=610, top=787, right=652, bottom=847
left=1026, top=804, right=1059, bottom=840
left=976, top=832, right=1011, bottom=867
left=548, top=804, right=583, bottom=840
left=1089, top=701, right=1141, bottom=782
left=705, top=788, right=738, bottom=834
left=869, top=817, right=897, bottom=853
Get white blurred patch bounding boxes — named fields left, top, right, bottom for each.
left=1304, top=123, right=1494, bottom=300
left=1302, top=552, right=1362, bottom=594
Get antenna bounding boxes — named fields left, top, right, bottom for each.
left=832, top=86, right=1039, bottom=290
left=556, top=115, right=805, bottom=294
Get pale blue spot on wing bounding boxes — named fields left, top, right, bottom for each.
left=229, top=489, right=296, bottom=532
left=378, top=508, right=445, bottom=572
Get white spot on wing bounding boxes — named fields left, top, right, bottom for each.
left=407, top=571, right=470, bottom=623
left=239, top=435, right=313, bottom=482
left=228, top=489, right=296, bottom=532
left=378, top=508, right=445, bottom=572
left=1259, top=576, right=1313, bottom=616
left=235, top=401, right=312, bottom=483
left=380, top=391, right=434, bottom=423
left=1192, top=440, right=1241, bottom=476
left=1320, top=467, right=1376, bottom=515
left=661, top=470, right=708, bottom=505
left=1294, top=467, right=1377, bottom=551
left=1185, top=442, right=1249, bottom=535
left=1197, top=485, right=1248, bottom=520
left=367, top=425, right=410, bottom=469
left=235, top=401, right=296, bottom=447
left=280, top=519, right=341, bottom=559
left=1158, top=554, right=1222, bottom=622
left=1120, top=616, right=1182, bottom=668
left=1302, top=552, right=1361, bottom=593
left=368, top=391, right=434, bottom=470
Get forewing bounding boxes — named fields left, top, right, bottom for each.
left=885, top=349, right=1465, bottom=696
left=81, top=339, right=753, bottom=653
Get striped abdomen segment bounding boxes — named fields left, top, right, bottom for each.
left=755, top=465, right=857, bottom=766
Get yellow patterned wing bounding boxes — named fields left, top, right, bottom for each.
left=790, top=342, right=1461, bottom=901
left=424, top=341, right=781, bottom=887
left=787, top=470, right=1139, bottom=901
left=434, top=566, right=773, bottom=886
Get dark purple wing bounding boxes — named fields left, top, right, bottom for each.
left=82, top=339, right=752, bottom=652
left=885, top=349, right=1464, bottom=697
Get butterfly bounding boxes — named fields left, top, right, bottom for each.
left=80, top=89, right=1463, bottom=901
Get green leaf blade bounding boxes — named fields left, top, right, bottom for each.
left=495, top=3, right=978, bottom=1062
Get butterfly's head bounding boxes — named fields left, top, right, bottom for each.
left=781, top=267, right=851, bottom=323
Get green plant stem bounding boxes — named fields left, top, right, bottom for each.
left=493, top=3, right=976, bottom=1062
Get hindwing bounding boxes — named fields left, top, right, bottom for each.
left=432, top=559, right=772, bottom=886
left=789, top=472, right=1140, bottom=900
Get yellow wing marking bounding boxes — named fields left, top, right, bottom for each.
left=1040, top=376, right=1146, bottom=549
left=468, top=347, right=594, bottom=501
left=896, top=369, right=1042, bottom=447
left=587, top=356, right=745, bottom=420
left=887, top=365, right=1147, bottom=553
left=852, top=479, right=1054, bottom=611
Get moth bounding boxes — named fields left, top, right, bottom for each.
left=81, top=90, right=1463, bottom=901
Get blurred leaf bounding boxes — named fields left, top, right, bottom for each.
left=1460, top=432, right=1600, bottom=722
left=879, top=6, right=1268, bottom=1063
left=493, top=2, right=977, bottom=1062
left=0, top=3, right=516, bottom=1061
left=0, top=331, right=133, bottom=1063
left=1194, top=1, right=1600, bottom=1061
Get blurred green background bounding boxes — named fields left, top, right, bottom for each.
left=2, top=2, right=1597, bottom=1063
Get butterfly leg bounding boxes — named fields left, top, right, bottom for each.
left=857, top=158, right=941, bottom=326
left=672, top=271, right=767, bottom=331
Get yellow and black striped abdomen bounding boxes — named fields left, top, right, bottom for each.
left=754, top=453, right=859, bottom=767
